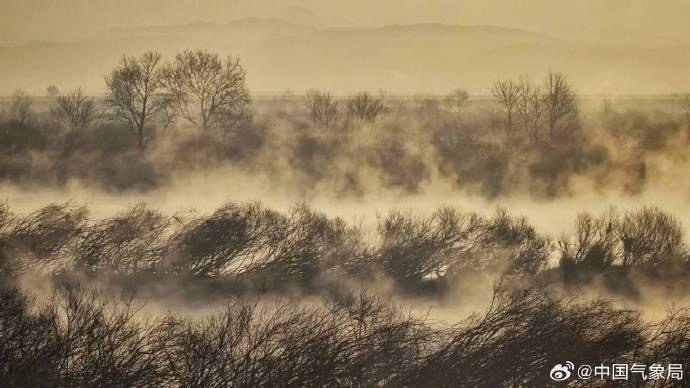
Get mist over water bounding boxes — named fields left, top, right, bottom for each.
left=1, top=1, right=690, bottom=384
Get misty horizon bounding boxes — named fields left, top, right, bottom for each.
left=3, top=0, right=690, bottom=46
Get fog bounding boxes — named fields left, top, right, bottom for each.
left=1, top=2, right=690, bottom=385
left=4, top=170, right=690, bottom=242
left=3, top=0, right=690, bottom=46
left=1, top=1, right=690, bottom=95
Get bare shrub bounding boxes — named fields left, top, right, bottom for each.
left=0, top=280, right=688, bottom=387
left=0, top=286, right=62, bottom=386
left=346, top=91, right=384, bottom=122
left=49, top=285, right=172, bottom=386
left=160, top=291, right=434, bottom=387
left=469, top=208, right=550, bottom=275
left=254, top=204, right=367, bottom=283
left=1, top=204, right=88, bottom=273
left=304, top=89, right=338, bottom=128
left=492, top=79, right=519, bottom=135
left=50, top=88, right=99, bottom=132
left=168, top=202, right=367, bottom=282
left=620, top=207, right=685, bottom=267
left=76, top=205, right=172, bottom=273
left=543, top=71, right=579, bottom=139
left=167, top=202, right=286, bottom=277
left=559, top=209, right=622, bottom=274
left=516, top=76, right=543, bottom=143
left=159, top=299, right=295, bottom=387
left=376, top=208, right=476, bottom=283
left=646, top=307, right=690, bottom=367
left=402, top=288, right=645, bottom=387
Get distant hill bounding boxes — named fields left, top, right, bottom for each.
left=96, top=17, right=315, bottom=40
left=0, top=18, right=688, bottom=95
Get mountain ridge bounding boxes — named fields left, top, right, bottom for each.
left=0, top=19, right=686, bottom=95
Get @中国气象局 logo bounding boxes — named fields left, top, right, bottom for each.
left=550, top=361, right=575, bottom=381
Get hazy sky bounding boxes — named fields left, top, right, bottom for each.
left=2, top=0, right=689, bottom=47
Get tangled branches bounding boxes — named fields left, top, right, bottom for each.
left=0, top=202, right=687, bottom=296
left=0, top=282, right=687, bottom=387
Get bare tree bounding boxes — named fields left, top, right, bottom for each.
left=50, top=88, right=99, bottom=132
left=543, top=72, right=578, bottom=139
left=9, top=90, right=34, bottom=127
left=346, top=91, right=384, bottom=122
left=162, top=50, right=251, bottom=132
left=491, top=80, right=519, bottom=134
left=558, top=210, right=621, bottom=278
left=516, top=77, right=543, bottom=143
left=105, top=51, right=169, bottom=149
left=304, top=89, right=338, bottom=128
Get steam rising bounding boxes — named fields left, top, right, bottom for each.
left=1, top=4, right=690, bottom=384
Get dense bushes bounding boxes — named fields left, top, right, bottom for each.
left=0, top=284, right=435, bottom=387
left=0, top=202, right=687, bottom=295
left=404, top=291, right=646, bottom=387
left=0, top=203, right=88, bottom=274
left=0, top=201, right=687, bottom=386
left=0, top=202, right=548, bottom=287
left=0, top=95, right=687, bottom=198
left=558, top=207, right=688, bottom=286
left=0, top=282, right=687, bottom=387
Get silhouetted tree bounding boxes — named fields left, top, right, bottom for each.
left=492, top=79, right=519, bottom=135
left=50, top=88, right=99, bottom=132
left=162, top=50, right=250, bottom=132
left=105, top=51, right=169, bottom=149
left=516, top=76, right=543, bottom=143
left=543, top=71, right=578, bottom=139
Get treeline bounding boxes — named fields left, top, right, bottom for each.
left=0, top=281, right=687, bottom=387
left=1, top=51, right=689, bottom=196
left=0, top=202, right=687, bottom=294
